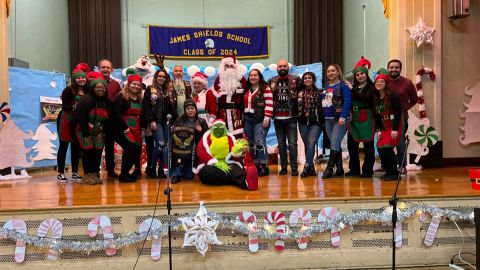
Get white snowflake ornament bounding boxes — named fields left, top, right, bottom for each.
left=407, top=17, right=435, bottom=47
left=50, top=80, right=57, bottom=88
left=179, top=202, right=222, bottom=256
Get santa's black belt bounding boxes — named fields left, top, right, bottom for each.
left=219, top=103, right=239, bottom=109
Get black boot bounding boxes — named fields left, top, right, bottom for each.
left=146, top=167, right=157, bottom=178
left=158, top=167, right=167, bottom=178
left=323, top=150, right=338, bottom=179
left=291, top=166, right=299, bottom=176
left=279, top=167, right=288, bottom=175
left=334, top=151, right=344, bottom=177
left=258, top=164, right=269, bottom=177
left=300, top=164, right=310, bottom=178
left=308, top=164, right=317, bottom=176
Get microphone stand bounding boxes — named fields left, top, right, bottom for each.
left=163, top=114, right=173, bottom=270
left=389, top=136, right=410, bottom=270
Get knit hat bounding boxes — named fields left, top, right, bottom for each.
left=72, top=63, right=89, bottom=79
left=191, top=71, right=208, bottom=87
left=87, top=71, right=107, bottom=87
left=353, top=56, right=371, bottom=75
left=183, top=99, right=197, bottom=110
left=128, top=74, right=142, bottom=84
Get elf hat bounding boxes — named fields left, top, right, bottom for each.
left=128, top=74, right=142, bottom=84
left=374, top=73, right=392, bottom=83
left=72, top=63, right=89, bottom=79
left=191, top=71, right=208, bottom=87
left=87, top=71, right=107, bottom=87
left=353, top=56, right=371, bottom=75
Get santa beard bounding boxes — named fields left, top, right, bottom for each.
left=218, top=68, right=243, bottom=96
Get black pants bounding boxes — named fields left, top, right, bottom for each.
left=347, top=132, right=375, bottom=175
left=145, top=135, right=153, bottom=170
left=377, top=147, right=398, bottom=176
left=57, top=140, right=80, bottom=173
left=82, top=149, right=102, bottom=175
left=115, top=132, right=142, bottom=176
left=105, top=128, right=116, bottom=172
left=198, top=164, right=247, bottom=189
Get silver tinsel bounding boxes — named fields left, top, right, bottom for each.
left=0, top=202, right=474, bottom=253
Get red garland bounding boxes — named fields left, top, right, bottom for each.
left=415, top=67, right=436, bottom=119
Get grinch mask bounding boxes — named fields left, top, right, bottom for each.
left=211, top=123, right=227, bottom=138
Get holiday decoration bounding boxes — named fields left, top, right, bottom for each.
left=179, top=201, right=222, bottom=256
left=122, top=55, right=156, bottom=86
left=423, top=214, right=441, bottom=246
left=237, top=211, right=258, bottom=252
left=37, top=218, right=63, bottom=261
left=250, top=63, right=265, bottom=73
left=49, top=80, right=57, bottom=88
left=31, top=123, right=58, bottom=161
left=318, top=207, right=341, bottom=247
left=0, top=101, right=10, bottom=123
left=139, top=218, right=163, bottom=261
left=2, top=219, right=27, bottom=263
left=470, top=168, right=480, bottom=189
left=264, top=211, right=286, bottom=251
left=187, top=65, right=201, bottom=77
left=87, top=216, right=116, bottom=256
left=415, top=67, right=436, bottom=119
left=289, top=208, right=312, bottom=249
left=459, top=78, right=480, bottom=145
left=407, top=17, right=435, bottom=47
left=414, top=124, right=439, bottom=147
left=394, top=222, right=403, bottom=247
left=406, top=111, right=439, bottom=167
left=0, top=120, right=33, bottom=180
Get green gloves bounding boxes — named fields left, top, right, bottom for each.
left=214, top=161, right=231, bottom=174
left=232, top=139, right=248, bottom=155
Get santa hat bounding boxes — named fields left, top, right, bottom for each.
left=221, top=55, right=237, bottom=66
left=72, top=62, right=89, bottom=79
left=87, top=71, right=107, bottom=87
left=212, top=119, right=226, bottom=126
left=183, top=99, right=197, bottom=110
left=191, top=71, right=208, bottom=87
left=128, top=74, right=142, bottom=84
left=353, top=56, right=371, bottom=75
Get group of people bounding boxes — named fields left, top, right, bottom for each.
left=56, top=55, right=417, bottom=189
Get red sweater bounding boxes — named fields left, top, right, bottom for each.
left=388, top=76, right=418, bottom=114
left=106, top=79, right=122, bottom=102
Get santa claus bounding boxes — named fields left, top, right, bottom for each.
left=191, top=71, right=217, bottom=127
left=213, top=56, right=247, bottom=138
left=195, top=119, right=258, bottom=191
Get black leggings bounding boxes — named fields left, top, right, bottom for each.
left=347, top=132, right=375, bottom=175
left=115, top=132, right=142, bottom=176
left=377, top=147, right=398, bottom=176
left=82, top=149, right=102, bottom=174
left=57, top=140, right=80, bottom=173
left=145, top=135, right=153, bottom=169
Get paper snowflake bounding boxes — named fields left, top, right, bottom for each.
left=407, top=17, right=435, bottom=47
left=179, top=202, right=222, bottom=256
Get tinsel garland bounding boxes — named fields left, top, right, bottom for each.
left=0, top=202, right=473, bottom=253
left=415, top=67, right=436, bottom=119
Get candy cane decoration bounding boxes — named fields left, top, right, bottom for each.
left=237, top=211, right=258, bottom=252
left=2, top=219, right=27, bottom=263
left=415, top=67, right=436, bottom=119
left=419, top=211, right=429, bottom=222
left=424, top=214, right=442, bottom=246
left=139, top=218, right=162, bottom=261
left=394, top=222, right=403, bottom=248
left=289, top=208, right=312, bottom=249
left=318, top=207, right=341, bottom=247
left=37, top=218, right=63, bottom=261
left=264, top=211, right=286, bottom=251
left=0, top=102, right=10, bottom=123
left=87, top=215, right=116, bottom=256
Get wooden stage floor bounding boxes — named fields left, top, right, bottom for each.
left=1, top=165, right=478, bottom=211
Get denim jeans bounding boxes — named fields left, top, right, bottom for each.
left=273, top=117, right=298, bottom=169
left=171, top=157, right=194, bottom=179
left=244, top=114, right=269, bottom=164
left=324, top=117, right=350, bottom=151
left=298, top=122, right=322, bottom=166
left=151, top=122, right=167, bottom=170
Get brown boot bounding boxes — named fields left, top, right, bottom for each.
left=93, top=173, right=102, bottom=184
left=84, top=173, right=97, bottom=185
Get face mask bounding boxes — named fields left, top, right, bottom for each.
left=151, top=94, right=158, bottom=101
left=212, top=125, right=226, bottom=138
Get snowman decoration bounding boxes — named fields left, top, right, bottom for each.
left=122, top=55, right=156, bottom=86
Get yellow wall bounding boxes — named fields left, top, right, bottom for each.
left=0, top=0, right=9, bottom=104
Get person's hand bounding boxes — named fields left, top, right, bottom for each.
left=377, top=131, right=382, bottom=140
left=85, top=136, right=93, bottom=146
left=262, top=118, right=270, bottom=128
left=150, top=122, right=157, bottom=131
left=391, top=130, right=398, bottom=140
left=196, top=123, right=202, bottom=132
left=124, top=128, right=130, bottom=134
left=344, top=80, right=353, bottom=89
left=338, top=117, right=345, bottom=126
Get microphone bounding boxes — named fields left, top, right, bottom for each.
left=166, top=114, right=172, bottom=121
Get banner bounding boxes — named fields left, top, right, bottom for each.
left=149, top=26, right=269, bottom=59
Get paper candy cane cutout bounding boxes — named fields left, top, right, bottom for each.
left=87, top=215, right=116, bottom=256
left=318, top=207, right=341, bottom=247
left=424, top=214, right=442, bottom=246
left=419, top=212, right=429, bottom=222
left=289, top=208, right=312, bottom=249
left=394, top=222, right=403, bottom=248
left=2, top=219, right=27, bottom=263
left=37, top=218, right=63, bottom=261
left=264, top=211, right=286, bottom=251
left=139, top=218, right=163, bottom=261
left=237, top=211, right=258, bottom=252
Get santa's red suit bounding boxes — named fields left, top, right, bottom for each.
left=214, top=56, right=247, bottom=138
left=191, top=72, right=217, bottom=127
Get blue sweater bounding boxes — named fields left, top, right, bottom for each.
left=321, top=81, right=352, bottom=118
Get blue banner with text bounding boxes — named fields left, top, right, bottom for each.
left=149, top=26, right=269, bottom=59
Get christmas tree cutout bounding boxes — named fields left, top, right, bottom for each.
left=459, top=79, right=480, bottom=145
left=0, top=120, right=33, bottom=180
left=31, top=123, right=58, bottom=161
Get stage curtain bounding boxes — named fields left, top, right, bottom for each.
left=68, top=0, right=122, bottom=70
left=293, top=0, right=343, bottom=71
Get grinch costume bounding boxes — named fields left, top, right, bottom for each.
left=195, top=119, right=258, bottom=191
